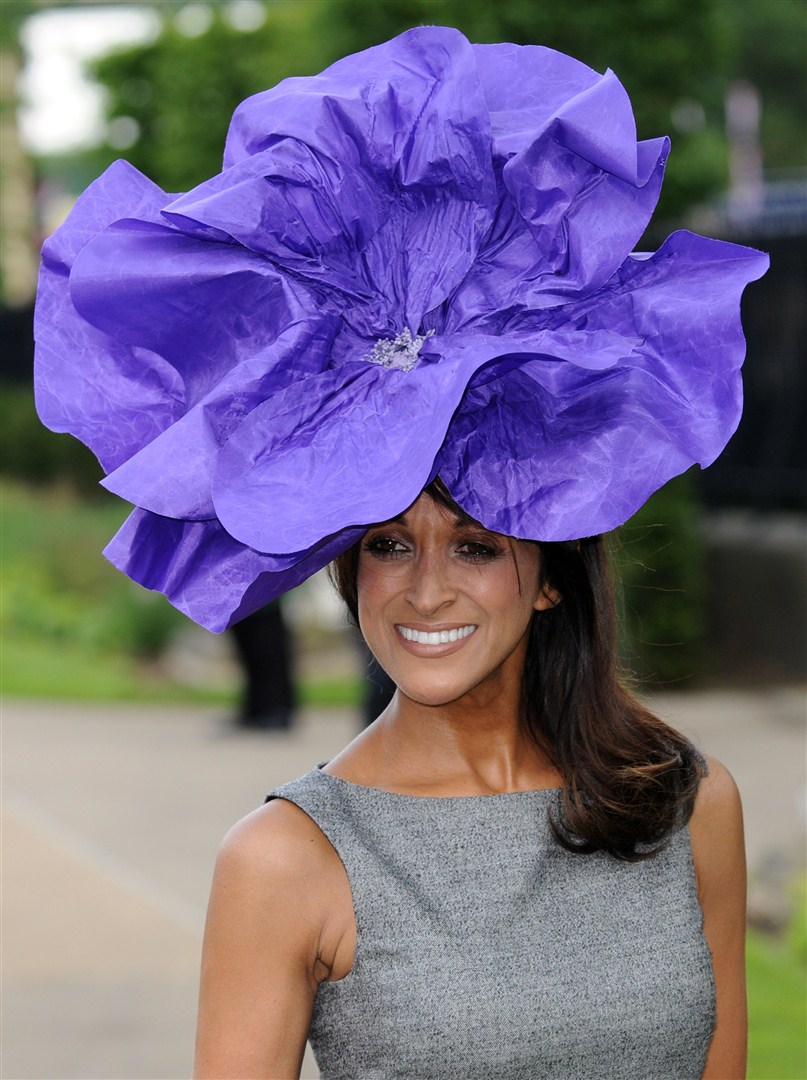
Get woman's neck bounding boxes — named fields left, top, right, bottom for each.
left=326, top=690, right=562, bottom=797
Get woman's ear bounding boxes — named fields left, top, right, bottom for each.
left=534, top=584, right=561, bottom=612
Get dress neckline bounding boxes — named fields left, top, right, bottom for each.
left=315, top=763, right=563, bottom=802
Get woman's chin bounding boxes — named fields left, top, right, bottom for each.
left=393, top=680, right=466, bottom=710
left=393, top=675, right=501, bottom=712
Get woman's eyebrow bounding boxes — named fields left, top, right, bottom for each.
left=452, top=516, right=487, bottom=530
left=375, top=512, right=484, bottom=529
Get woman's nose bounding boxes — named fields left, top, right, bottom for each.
left=404, top=552, right=457, bottom=615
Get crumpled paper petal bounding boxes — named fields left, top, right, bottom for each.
left=101, top=317, right=339, bottom=520
left=105, top=509, right=364, bottom=632
left=70, top=217, right=306, bottom=409
left=212, top=327, right=626, bottom=555
left=165, top=25, right=495, bottom=333
left=34, top=161, right=185, bottom=472
left=33, top=26, right=769, bottom=630
left=444, top=58, right=669, bottom=330
left=437, top=231, right=771, bottom=538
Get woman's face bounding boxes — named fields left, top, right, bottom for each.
left=357, top=493, right=556, bottom=710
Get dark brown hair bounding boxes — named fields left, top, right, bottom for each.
left=330, top=479, right=706, bottom=861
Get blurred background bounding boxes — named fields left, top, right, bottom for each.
left=1, top=1, right=805, bottom=1078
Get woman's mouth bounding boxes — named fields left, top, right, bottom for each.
left=396, top=624, right=477, bottom=645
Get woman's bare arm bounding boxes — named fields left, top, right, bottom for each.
left=194, top=799, right=345, bottom=1080
left=690, top=756, right=748, bottom=1080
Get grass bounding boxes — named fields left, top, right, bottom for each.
left=298, top=675, right=362, bottom=709
left=2, top=630, right=362, bottom=707
left=1, top=634, right=227, bottom=703
left=747, top=883, right=807, bottom=1079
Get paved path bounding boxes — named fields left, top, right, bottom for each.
left=2, top=689, right=805, bottom=1079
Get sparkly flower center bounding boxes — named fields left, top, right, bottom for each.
left=364, top=328, right=435, bottom=372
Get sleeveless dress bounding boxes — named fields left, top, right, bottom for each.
left=267, top=767, right=715, bottom=1080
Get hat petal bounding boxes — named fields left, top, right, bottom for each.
left=437, top=231, right=770, bottom=539
left=164, top=25, right=495, bottom=332
left=104, top=508, right=364, bottom=633
left=212, top=324, right=624, bottom=555
left=225, top=25, right=490, bottom=188
left=472, top=42, right=602, bottom=159
left=443, top=61, right=668, bottom=332
left=101, top=317, right=340, bottom=520
left=34, top=161, right=185, bottom=472
left=70, top=217, right=305, bottom=409
left=213, top=361, right=443, bottom=553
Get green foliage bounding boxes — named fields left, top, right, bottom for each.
left=718, top=0, right=807, bottom=174
left=1, top=482, right=362, bottom=704
left=2, top=480, right=187, bottom=660
left=3, top=624, right=363, bottom=704
left=90, top=1, right=325, bottom=192
left=0, top=382, right=104, bottom=496
left=299, top=675, right=362, bottom=710
left=1, top=633, right=227, bottom=702
left=614, top=472, right=706, bottom=685
left=0, top=0, right=36, bottom=49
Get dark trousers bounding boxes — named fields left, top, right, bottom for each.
left=230, top=602, right=295, bottom=727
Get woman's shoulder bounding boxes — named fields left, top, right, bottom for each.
left=211, top=788, right=356, bottom=977
left=216, top=792, right=336, bottom=892
left=690, top=755, right=743, bottom=830
left=688, top=756, right=745, bottom=894
left=196, top=788, right=357, bottom=1075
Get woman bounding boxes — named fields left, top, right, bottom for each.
left=194, top=480, right=745, bottom=1078
left=34, top=26, right=766, bottom=1080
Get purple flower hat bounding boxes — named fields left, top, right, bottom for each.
left=34, top=26, right=769, bottom=631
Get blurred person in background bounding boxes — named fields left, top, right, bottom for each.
left=34, top=27, right=767, bottom=1080
left=228, top=599, right=295, bottom=731
left=357, top=635, right=396, bottom=728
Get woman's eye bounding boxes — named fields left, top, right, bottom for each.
left=364, top=536, right=408, bottom=558
left=457, top=541, right=499, bottom=560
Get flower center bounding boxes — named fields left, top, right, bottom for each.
left=364, top=328, right=435, bottom=372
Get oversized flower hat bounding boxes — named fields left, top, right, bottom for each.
left=34, top=26, right=768, bottom=631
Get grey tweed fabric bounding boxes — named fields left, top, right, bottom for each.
left=267, top=766, right=715, bottom=1080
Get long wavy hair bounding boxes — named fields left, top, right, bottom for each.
left=329, top=479, right=706, bottom=861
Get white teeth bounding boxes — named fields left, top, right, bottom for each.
left=398, top=625, right=476, bottom=645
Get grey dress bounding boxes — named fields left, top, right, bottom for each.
left=267, top=767, right=715, bottom=1080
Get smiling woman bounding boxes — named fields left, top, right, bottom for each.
left=196, top=478, right=740, bottom=1080
left=327, top=479, right=702, bottom=849
left=34, top=24, right=763, bottom=1080
left=352, top=489, right=551, bottom=712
